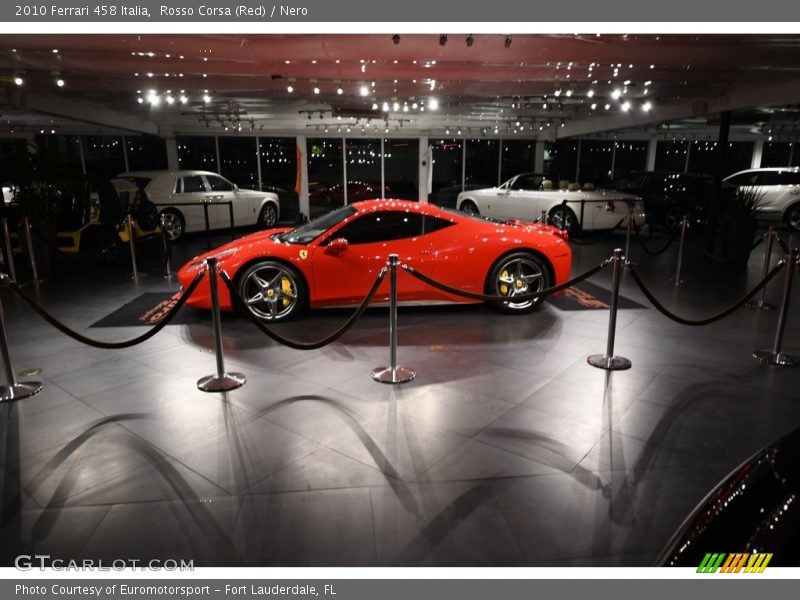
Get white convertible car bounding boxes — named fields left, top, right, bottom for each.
left=456, top=173, right=645, bottom=235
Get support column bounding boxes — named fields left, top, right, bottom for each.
left=418, top=136, right=429, bottom=202
left=751, top=140, right=764, bottom=169
left=165, top=135, right=179, bottom=171
left=708, top=110, right=732, bottom=248
left=534, top=140, right=545, bottom=174
left=297, top=135, right=309, bottom=218
left=646, top=138, right=657, bottom=171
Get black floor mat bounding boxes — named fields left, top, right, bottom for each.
left=90, top=292, right=207, bottom=327
left=546, top=281, right=646, bottom=310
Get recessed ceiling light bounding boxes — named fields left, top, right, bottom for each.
left=287, top=85, right=294, bottom=93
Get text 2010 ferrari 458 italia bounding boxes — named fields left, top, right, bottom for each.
left=177, top=199, right=572, bottom=321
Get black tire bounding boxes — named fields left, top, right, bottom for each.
left=159, top=208, right=185, bottom=241
left=485, top=251, right=551, bottom=314
left=87, top=228, right=121, bottom=265
left=460, top=200, right=480, bottom=216
left=258, top=202, right=278, bottom=228
left=237, top=260, right=306, bottom=322
left=784, top=203, right=800, bottom=232
left=548, top=205, right=580, bottom=237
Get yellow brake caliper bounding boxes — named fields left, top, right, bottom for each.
left=500, top=270, right=510, bottom=296
left=281, top=277, right=294, bottom=307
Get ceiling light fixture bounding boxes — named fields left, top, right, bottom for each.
left=13, top=71, right=24, bottom=86
left=466, top=35, right=474, bottom=47
left=287, top=85, right=294, bottom=93
left=439, top=34, right=448, bottom=47
left=359, top=85, right=369, bottom=97
left=428, top=97, right=439, bottom=110
left=392, top=34, right=400, bottom=45
left=504, top=36, right=512, bottom=48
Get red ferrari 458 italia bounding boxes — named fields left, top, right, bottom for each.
left=177, top=199, right=572, bottom=321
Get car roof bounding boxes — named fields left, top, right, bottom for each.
left=726, top=167, right=800, bottom=177
left=116, top=170, right=223, bottom=178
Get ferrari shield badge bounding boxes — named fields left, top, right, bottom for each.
left=299, top=250, right=308, bottom=260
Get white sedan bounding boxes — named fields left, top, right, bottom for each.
left=724, top=167, right=800, bottom=231
left=456, top=173, right=645, bottom=235
left=113, top=170, right=280, bottom=241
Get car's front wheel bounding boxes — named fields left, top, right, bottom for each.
left=237, top=260, right=306, bottom=322
left=548, top=205, right=580, bottom=237
left=784, top=203, right=800, bottom=232
left=258, top=202, right=278, bottom=228
left=460, top=200, right=479, bottom=216
left=486, top=252, right=550, bottom=314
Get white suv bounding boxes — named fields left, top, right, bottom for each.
left=724, top=167, right=800, bottom=231
left=113, top=170, right=280, bottom=241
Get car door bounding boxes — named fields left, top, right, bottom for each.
left=174, top=175, right=220, bottom=233
left=203, top=174, right=246, bottom=228
left=496, top=174, right=546, bottom=220
left=309, top=209, right=435, bottom=306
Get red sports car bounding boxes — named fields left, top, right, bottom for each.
left=177, top=199, right=572, bottom=321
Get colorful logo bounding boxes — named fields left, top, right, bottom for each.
left=697, top=553, right=773, bottom=573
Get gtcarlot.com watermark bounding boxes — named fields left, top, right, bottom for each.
left=15, top=554, right=194, bottom=571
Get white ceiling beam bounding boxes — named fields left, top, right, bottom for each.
left=558, top=76, right=800, bottom=138
left=10, top=90, right=159, bottom=135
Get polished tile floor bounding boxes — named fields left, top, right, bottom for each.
left=2, top=225, right=800, bottom=567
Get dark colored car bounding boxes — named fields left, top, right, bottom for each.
left=658, top=425, right=800, bottom=567
left=613, top=171, right=735, bottom=230
left=261, top=183, right=302, bottom=224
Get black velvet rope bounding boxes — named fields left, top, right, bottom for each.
left=402, top=259, right=610, bottom=303
left=777, top=236, right=791, bottom=255
left=220, top=267, right=387, bottom=351
left=628, top=261, right=785, bottom=327
left=2, top=269, right=206, bottom=349
left=634, top=225, right=680, bottom=256
left=568, top=219, right=626, bottom=246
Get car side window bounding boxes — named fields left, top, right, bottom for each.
left=776, top=171, right=800, bottom=185
left=422, top=215, right=455, bottom=234
left=727, top=172, right=759, bottom=186
left=332, top=211, right=424, bottom=244
left=206, top=175, right=234, bottom=191
left=511, top=175, right=543, bottom=191
left=181, top=176, right=206, bottom=193
left=754, top=172, right=786, bottom=186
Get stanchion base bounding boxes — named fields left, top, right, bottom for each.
left=0, top=381, right=43, bottom=403
left=197, top=372, right=246, bottom=392
left=753, top=350, right=800, bottom=367
left=745, top=300, right=775, bottom=311
left=587, top=354, right=632, bottom=371
left=667, top=277, right=686, bottom=286
left=371, top=366, right=416, bottom=384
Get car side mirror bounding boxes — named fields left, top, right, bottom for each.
left=325, top=237, right=349, bottom=255
left=233, top=184, right=239, bottom=191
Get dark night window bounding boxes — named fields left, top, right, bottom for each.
left=334, top=211, right=423, bottom=244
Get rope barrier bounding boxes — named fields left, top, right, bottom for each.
left=689, top=228, right=765, bottom=263
left=777, top=236, right=791, bottom=255
left=402, top=259, right=610, bottom=303
left=634, top=225, right=680, bottom=256
left=628, top=260, right=786, bottom=327
left=568, top=219, right=626, bottom=246
left=220, top=267, right=387, bottom=351
left=0, top=269, right=206, bottom=349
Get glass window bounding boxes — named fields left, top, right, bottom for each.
left=422, top=215, right=455, bottom=235
left=551, top=139, right=578, bottom=182
left=687, top=140, right=749, bottom=176
left=218, top=136, right=258, bottom=188
left=346, top=139, right=382, bottom=201
left=501, top=140, right=537, bottom=182
left=655, top=141, right=688, bottom=172
left=34, top=134, right=84, bottom=177
left=282, top=206, right=356, bottom=245
left=431, top=138, right=463, bottom=195
left=181, top=176, right=206, bottom=193
left=725, top=171, right=759, bottom=186
left=384, top=138, right=419, bottom=200
left=761, top=142, right=791, bottom=167
left=510, top=174, right=544, bottom=190
left=307, top=138, right=344, bottom=218
left=465, top=139, right=499, bottom=187
left=259, top=137, right=298, bottom=191
left=792, top=144, right=800, bottom=168
left=333, top=210, right=423, bottom=244
left=125, top=136, right=168, bottom=171
left=578, top=140, right=613, bottom=186
left=613, top=141, right=648, bottom=178
left=177, top=136, right=218, bottom=171
left=755, top=170, right=799, bottom=186
left=723, top=142, right=754, bottom=176
left=206, top=175, right=234, bottom=191
left=83, top=135, right=125, bottom=184
left=775, top=171, right=800, bottom=185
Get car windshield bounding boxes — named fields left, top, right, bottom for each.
left=278, top=205, right=357, bottom=244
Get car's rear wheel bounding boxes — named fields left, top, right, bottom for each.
left=486, top=252, right=550, bottom=314
left=548, top=205, right=580, bottom=237
left=460, top=200, right=479, bottom=216
left=784, top=203, right=800, bottom=232
left=237, top=260, right=306, bottom=322
left=258, top=202, right=278, bottom=228
left=159, top=208, right=185, bottom=241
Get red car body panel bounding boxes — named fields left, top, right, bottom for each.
left=177, top=199, right=572, bottom=312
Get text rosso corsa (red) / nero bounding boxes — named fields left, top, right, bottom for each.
left=160, top=6, right=310, bottom=17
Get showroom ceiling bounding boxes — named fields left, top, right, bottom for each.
left=1, top=33, right=800, bottom=140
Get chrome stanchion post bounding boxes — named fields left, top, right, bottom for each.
left=540, top=210, right=548, bottom=225
left=372, top=254, right=415, bottom=384
left=197, top=257, right=247, bottom=392
left=126, top=214, right=141, bottom=279
left=753, top=250, right=799, bottom=367
left=160, top=214, right=175, bottom=279
left=0, top=274, right=43, bottom=402
left=623, top=202, right=634, bottom=270
left=746, top=227, right=776, bottom=311
left=587, top=249, right=632, bottom=371
left=1, top=218, right=16, bottom=283
left=669, top=214, right=688, bottom=286
left=21, top=217, right=39, bottom=284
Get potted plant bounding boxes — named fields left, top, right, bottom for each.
left=718, top=185, right=763, bottom=263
